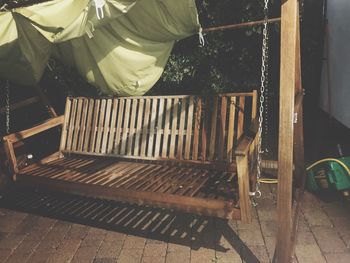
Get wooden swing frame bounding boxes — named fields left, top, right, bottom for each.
left=1, top=0, right=304, bottom=262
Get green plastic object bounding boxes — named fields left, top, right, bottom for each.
left=306, top=157, right=350, bottom=192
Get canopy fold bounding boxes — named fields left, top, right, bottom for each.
left=0, top=0, right=201, bottom=95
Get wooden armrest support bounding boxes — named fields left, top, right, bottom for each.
left=3, top=115, right=64, bottom=143
left=235, top=136, right=254, bottom=156
left=2, top=116, right=64, bottom=178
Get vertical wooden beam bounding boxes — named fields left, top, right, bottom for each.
left=273, top=0, right=299, bottom=262
left=236, top=154, right=252, bottom=224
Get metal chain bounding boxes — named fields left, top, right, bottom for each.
left=250, top=0, right=269, bottom=198
left=5, top=80, right=10, bottom=135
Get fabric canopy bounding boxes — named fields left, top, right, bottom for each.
left=0, top=0, right=201, bottom=95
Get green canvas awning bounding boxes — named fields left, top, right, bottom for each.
left=0, top=0, right=201, bottom=95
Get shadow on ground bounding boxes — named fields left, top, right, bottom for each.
left=0, top=187, right=260, bottom=262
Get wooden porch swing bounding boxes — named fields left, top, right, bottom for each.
left=2, top=0, right=304, bottom=262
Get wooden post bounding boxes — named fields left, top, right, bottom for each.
left=273, top=0, right=301, bottom=262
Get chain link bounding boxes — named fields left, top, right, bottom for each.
left=250, top=0, right=270, bottom=198
left=5, top=80, right=10, bottom=135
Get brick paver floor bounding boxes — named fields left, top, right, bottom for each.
left=0, top=184, right=349, bottom=262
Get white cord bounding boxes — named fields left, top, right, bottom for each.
left=93, top=0, right=105, bottom=20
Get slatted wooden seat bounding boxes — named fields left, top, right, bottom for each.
left=3, top=91, right=258, bottom=223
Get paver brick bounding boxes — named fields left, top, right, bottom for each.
left=311, top=225, right=347, bottom=253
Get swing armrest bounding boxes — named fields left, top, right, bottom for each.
left=2, top=115, right=64, bottom=176
left=235, top=118, right=259, bottom=157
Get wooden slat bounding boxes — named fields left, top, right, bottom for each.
left=83, top=99, right=95, bottom=152
left=134, top=99, right=144, bottom=156
left=114, top=99, right=125, bottom=154
left=192, top=97, right=201, bottom=160
left=95, top=99, right=107, bottom=153
left=218, top=96, right=227, bottom=160
left=169, top=98, right=178, bottom=158
left=251, top=90, right=257, bottom=119
left=59, top=98, right=72, bottom=152
left=184, top=97, right=194, bottom=159
left=127, top=99, right=138, bottom=156
left=227, top=97, right=237, bottom=162
left=147, top=99, right=158, bottom=157
left=66, top=99, right=78, bottom=151
left=77, top=99, right=89, bottom=152
left=154, top=98, right=164, bottom=158
left=237, top=96, right=245, bottom=139
left=101, top=99, right=112, bottom=154
left=90, top=100, right=101, bottom=152
left=107, top=99, right=119, bottom=154
left=209, top=97, right=218, bottom=160
left=201, top=98, right=209, bottom=161
left=161, top=98, right=172, bottom=158
left=72, top=99, right=84, bottom=151
left=177, top=98, right=187, bottom=159
left=140, top=99, right=151, bottom=157
left=120, top=99, right=131, bottom=155
left=17, top=174, right=241, bottom=220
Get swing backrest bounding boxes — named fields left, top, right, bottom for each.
left=59, top=91, right=257, bottom=163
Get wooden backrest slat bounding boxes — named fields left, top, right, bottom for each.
left=184, top=97, right=194, bottom=159
left=120, top=99, right=131, bottom=155
left=169, top=98, right=178, bottom=158
left=95, top=99, right=106, bottom=153
left=161, top=98, right=171, bottom=158
left=177, top=98, right=187, bottom=159
left=237, top=96, right=245, bottom=140
left=61, top=91, right=256, bottom=163
left=227, top=96, right=237, bottom=162
left=89, top=100, right=100, bottom=152
left=218, top=96, right=227, bottom=160
left=147, top=99, right=158, bottom=157
left=140, top=99, right=151, bottom=157
left=201, top=98, right=209, bottom=161
left=154, top=98, right=165, bottom=158
left=192, top=97, right=201, bottom=160
left=114, top=99, right=125, bottom=154
left=252, top=90, right=257, bottom=119
left=59, top=98, right=72, bottom=152
left=134, top=99, right=144, bottom=156
left=77, top=99, right=89, bottom=152
left=66, top=99, right=78, bottom=151
left=127, top=99, right=138, bottom=156
left=209, top=97, right=218, bottom=160
left=101, top=99, right=112, bottom=154
left=83, top=99, right=94, bottom=152
left=72, top=99, right=83, bottom=151
left=106, top=99, right=118, bottom=153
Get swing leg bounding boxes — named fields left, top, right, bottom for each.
left=236, top=153, right=252, bottom=223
